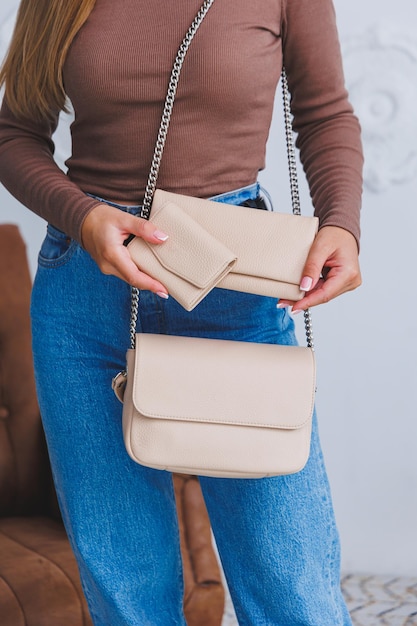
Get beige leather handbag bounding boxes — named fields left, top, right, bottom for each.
left=113, top=0, right=317, bottom=478
left=121, top=335, right=315, bottom=478
left=128, top=190, right=318, bottom=310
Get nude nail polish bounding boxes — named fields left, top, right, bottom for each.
left=300, top=276, right=313, bottom=291
left=154, top=230, right=169, bottom=241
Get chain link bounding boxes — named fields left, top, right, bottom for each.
left=281, top=69, right=301, bottom=217
left=303, top=309, right=314, bottom=350
left=129, top=286, right=140, bottom=350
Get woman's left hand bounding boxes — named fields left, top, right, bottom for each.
left=278, top=226, right=362, bottom=313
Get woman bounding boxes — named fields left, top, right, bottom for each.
left=0, top=0, right=362, bottom=624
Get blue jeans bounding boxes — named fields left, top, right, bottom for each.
left=31, top=184, right=352, bottom=625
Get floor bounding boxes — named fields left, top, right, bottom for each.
left=221, top=574, right=417, bottom=625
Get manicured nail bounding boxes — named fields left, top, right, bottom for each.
left=154, top=230, right=169, bottom=241
left=276, top=302, right=287, bottom=309
left=300, top=276, right=313, bottom=291
left=157, top=291, right=169, bottom=300
left=292, top=309, right=303, bottom=315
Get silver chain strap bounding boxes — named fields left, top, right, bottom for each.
left=129, top=3, right=314, bottom=351
left=281, top=69, right=314, bottom=350
left=129, top=0, right=216, bottom=349
left=281, top=69, right=301, bottom=217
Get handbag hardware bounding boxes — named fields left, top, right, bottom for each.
left=113, top=0, right=316, bottom=478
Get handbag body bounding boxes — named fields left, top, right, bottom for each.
left=122, top=334, right=315, bottom=478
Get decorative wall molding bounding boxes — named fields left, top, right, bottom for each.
left=343, top=26, right=417, bottom=193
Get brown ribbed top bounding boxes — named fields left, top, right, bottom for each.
left=0, top=0, right=363, bottom=244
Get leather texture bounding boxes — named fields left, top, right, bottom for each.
left=127, top=189, right=319, bottom=310
left=123, top=333, right=316, bottom=478
left=0, top=517, right=94, bottom=626
left=128, top=198, right=237, bottom=310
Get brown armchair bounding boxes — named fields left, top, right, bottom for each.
left=0, top=224, right=224, bottom=626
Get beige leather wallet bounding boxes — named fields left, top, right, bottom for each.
left=128, top=189, right=318, bottom=310
left=127, top=198, right=237, bottom=310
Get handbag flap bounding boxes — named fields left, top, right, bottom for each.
left=131, top=334, right=316, bottom=430
left=152, top=190, right=319, bottom=286
left=128, top=200, right=237, bottom=289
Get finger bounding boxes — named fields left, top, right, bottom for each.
left=276, top=299, right=295, bottom=309
left=102, top=244, right=169, bottom=295
left=276, top=264, right=326, bottom=310
left=277, top=226, right=361, bottom=314
left=276, top=275, right=327, bottom=310
left=290, top=278, right=329, bottom=312
left=291, top=266, right=359, bottom=312
left=124, top=213, right=169, bottom=244
left=298, top=242, right=332, bottom=294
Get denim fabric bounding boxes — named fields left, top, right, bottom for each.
left=31, top=184, right=352, bottom=625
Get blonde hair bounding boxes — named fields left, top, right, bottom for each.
left=0, top=0, right=96, bottom=120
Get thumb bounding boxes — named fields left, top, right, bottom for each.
left=115, top=211, right=168, bottom=246
left=122, top=212, right=169, bottom=245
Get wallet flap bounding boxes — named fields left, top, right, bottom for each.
left=153, top=190, right=318, bottom=287
left=128, top=200, right=237, bottom=289
left=131, top=334, right=316, bottom=430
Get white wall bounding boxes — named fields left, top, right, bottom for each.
left=1, top=0, right=416, bottom=576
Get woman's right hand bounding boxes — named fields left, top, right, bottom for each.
left=81, top=203, right=169, bottom=297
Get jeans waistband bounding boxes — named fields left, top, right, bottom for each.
left=85, top=182, right=271, bottom=213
